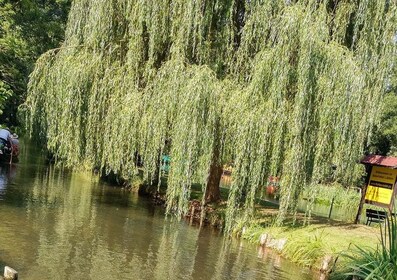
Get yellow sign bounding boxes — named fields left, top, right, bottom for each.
left=365, top=166, right=397, bottom=206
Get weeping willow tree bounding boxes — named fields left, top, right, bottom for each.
left=25, top=0, right=397, bottom=232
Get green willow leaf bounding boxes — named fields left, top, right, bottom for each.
left=25, top=0, right=397, bottom=232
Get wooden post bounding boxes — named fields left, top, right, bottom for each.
left=390, top=179, right=397, bottom=214
left=4, top=266, right=18, bottom=280
left=354, top=184, right=367, bottom=224
left=355, top=165, right=372, bottom=224
left=328, top=196, right=335, bottom=219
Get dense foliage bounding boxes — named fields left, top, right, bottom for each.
left=368, top=92, right=397, bottom=156
left=0, top=0, right=70, bottom=125
left=26, top=0, right=397, bottom=231
left=301, top=183, right=361, bottom=222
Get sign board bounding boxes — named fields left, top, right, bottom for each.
left=365, top=166, right=397, bottom=207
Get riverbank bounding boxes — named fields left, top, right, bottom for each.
left=133, top=178, right=381, bottom=278
left=240, top=209, right=380, bottom=274
left=202, top=200, right=381, bottom=277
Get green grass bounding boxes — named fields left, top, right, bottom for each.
left=331, top=212, right=397, bottom=279
left=241, top=214, right=380, bottom=272
left=301, top=183, right=361, bottom=219
left=283, top=230, right=328, bottom=268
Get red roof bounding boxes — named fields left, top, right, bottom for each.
left=360, top=155, right=397, bottom=169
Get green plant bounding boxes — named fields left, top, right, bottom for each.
left=284, top=230, right=327, bottom=269
left=332, top=211, right=397, bottom=279
left=301, top=183, right=361, bottom=222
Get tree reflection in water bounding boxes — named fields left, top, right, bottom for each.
left=0, top=157, right=311, bottom=280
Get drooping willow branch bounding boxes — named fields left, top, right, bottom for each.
left=25, top=0, right=397, bottom=232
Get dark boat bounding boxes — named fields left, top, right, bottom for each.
left=0, top=140, right=19, bottom=163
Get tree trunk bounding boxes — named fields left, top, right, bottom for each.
left=205, top=118, right=223, bottom=203
left=205, top=161, right=222, bottom=203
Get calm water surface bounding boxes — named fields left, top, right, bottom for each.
left=0, top=143, right=313, bottom=279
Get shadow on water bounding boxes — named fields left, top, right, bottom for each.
left=0, top=141, right=314, bottom=279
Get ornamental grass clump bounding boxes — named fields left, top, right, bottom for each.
left=333, top=212, right=397, bottom=280
left=284, top=231, right=327, bottom=269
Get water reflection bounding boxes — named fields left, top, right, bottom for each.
left=0, top=164, right=17, bottom=197
left=0, top=148, right=312, bottom=280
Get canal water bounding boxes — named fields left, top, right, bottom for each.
left=0, top=142, right=313, bottom=279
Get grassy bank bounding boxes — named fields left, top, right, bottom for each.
left=199, top=196, right=381, bottom=276
left=128, top=175, right=381, bottom=277
left=240, top=213, right=380, bottom=273
left=190, top=200, right=383, bottom=279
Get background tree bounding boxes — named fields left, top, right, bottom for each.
left=368, top=48, right=397, bottom=157
left=0, top=0, right=71, bottom=126
left=368, top=92, right=397, bottom=156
